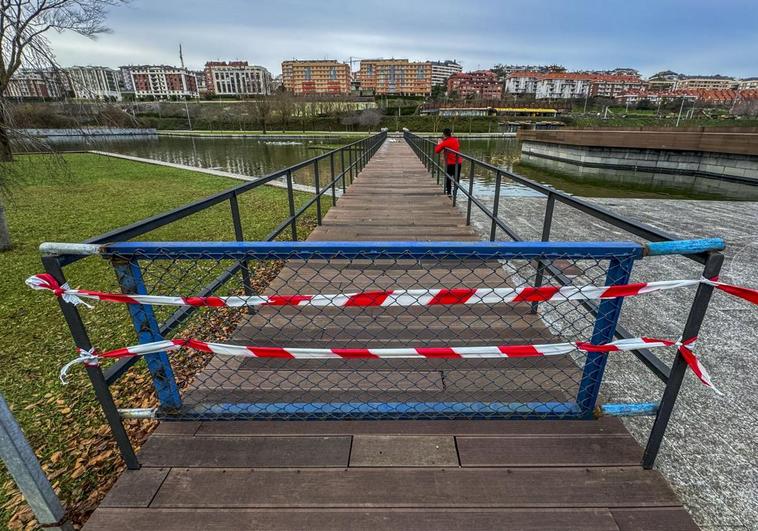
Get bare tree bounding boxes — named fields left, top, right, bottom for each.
left=1, top=0, right=125, bottom=160
left=358, top=108, right=382, bottom=133
left=273, top=92, right=294, bottom=132
left=251, top=97, right=273, bottom=134
left=732, top=99, right=758, bottom=118
left=0, top=0, right=126, bottom=250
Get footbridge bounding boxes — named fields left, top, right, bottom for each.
left=34, top=131, right=728, bottom=530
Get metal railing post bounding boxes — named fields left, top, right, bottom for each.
left=435, top=151, right=441, bottom=185
left=0, top=393, right=73, bottom=530
left=40, top=255, right=140, bottom=469
left=466, top=161, right=475, bottom=225
left=452, top=160, right=461, bottom=206
left=112, top=259, right=182, bottom=410
left=576, top=255, right=635, bottom=416
left=229, top=193, right=252, bottom=295
left=490, top=170, right=502, bottom=241
left=314, top=160, right=322, bottom=224
left=531, top=192, right=556, bottom=313
left=340, top=148, right=347, bottom=193
left=285, top=169, right=297, bottom=240
left=330, top=151, right=337, bottom=206
left=642, top=252, right=724, bottom=469
left=349, top=147, right=354, bottom=184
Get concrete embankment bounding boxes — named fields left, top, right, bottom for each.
left=20, top=127, right=157, bottom=137
left=518, top=128, right=758, bottom=196
left=464, top=196, right=758, bottom=529
left=88, top=151, right=318, bottom=193
left=158, top=131, right=365, bottom=141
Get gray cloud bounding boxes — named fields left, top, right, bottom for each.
left=45, top=0, right=758, bottom=78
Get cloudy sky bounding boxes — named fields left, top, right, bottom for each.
left=47, top=0, right=758, bottom=78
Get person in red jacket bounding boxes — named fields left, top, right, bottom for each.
left=434, top=128, right=462, bottom=196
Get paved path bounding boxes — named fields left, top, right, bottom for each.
left=84, top=140, right=697, bottom=530
left=468, top=195, right=758, bottom=529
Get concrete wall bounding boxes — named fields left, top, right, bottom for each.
left=20, top=127, right=157, bottom=137
left=520, top=140, right=758, bottom=198
left=518, top=128, right=758, bottom=157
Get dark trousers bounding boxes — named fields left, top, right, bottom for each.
left=445, top=163, right=461, bottom=196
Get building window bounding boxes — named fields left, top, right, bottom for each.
left=416, top=66, right=425, bottom=79
left=329, top=67, right=337, bottom=80
left=366, top=65, right=373, bottom=76
left=304, top=67, right=312, bottom=81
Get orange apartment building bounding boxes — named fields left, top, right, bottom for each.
left=358, top=59, right=432, bottom=96
left=281, top=60, right=351, bottom=95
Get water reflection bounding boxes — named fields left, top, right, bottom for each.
left=24, top=135, right=752, bottom=200
left=24, top=135, right=344, bottom=187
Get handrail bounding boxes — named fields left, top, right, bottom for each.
left=404, top=129, right=726, bottom=469
left=405, top=131, right=708, bottom=264
left=56, top=132, right=387, bottom=264
left=41, top=131, right=388, bottom=467
left=403, top=130, right=725, bottom=386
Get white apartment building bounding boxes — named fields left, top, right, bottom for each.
left=738, top=78, right=758, bottom=90
left=535, top=73, right=593, bottom=99
left=504, top=71, right=541, bottom=95
left=121, top=65, right=199, bottom=100
left=66, top=66, right=122, bottom=101
left=591, top=75, right=643, bottom=98
left=673, top=76, right=737, bottom=91
left=430, top=60, right=462, bottom=87
left=204, top=61, right=272, bottom=97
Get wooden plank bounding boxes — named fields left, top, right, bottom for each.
left=611, top=508, right=698, bottom=531
left=195, top=417, right=629, bottom=437
left=151, top=468, right=682, bottom=508
left=456, top=436, right=642, bottom=467
left=350, top=436, right=459, bottom=467
left=100, top=468, right=168, bottom=508
left=84, top=508, right=621, bottom=531
left=138, top=436, right=351, bottom=468
left=152, top=421, right=200, bottom=436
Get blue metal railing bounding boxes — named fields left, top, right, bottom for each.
left=42, top=236, right=725, bottom=470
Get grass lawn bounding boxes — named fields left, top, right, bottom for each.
left=0, top=153, right=325, bottom=529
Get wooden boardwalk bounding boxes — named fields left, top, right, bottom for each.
left=84, top=139, right=697, bottom=530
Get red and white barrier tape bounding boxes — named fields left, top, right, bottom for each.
left=25, top=274, right=758, bottom=309
left=60, top=336, right=718, bottom=392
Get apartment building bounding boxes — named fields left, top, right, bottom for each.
left=430, top=60, right=462, bottom=87
left=673, top=76, right=738, bottom=91
left=204, top=61, right=272, bottom=97
left=358, top=59, right=432, bottom=96
left=6, top=69, right=68, bottom=99
left=121, top=65, right=199, bottom=100
left=535, top=73, right=594, bottom=99
left=505, top=71, right=641, bottom=99
left=738, top=78, right=758, bottom=90
left=66, top=66, right=122, bottom=100
left=281, top=60, right=350, bottom=95
left=590, top=74, right=643, bottom=98
left=447, top=70, right=502, bottom=100
left=504, top=71, right=542, bottom=95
